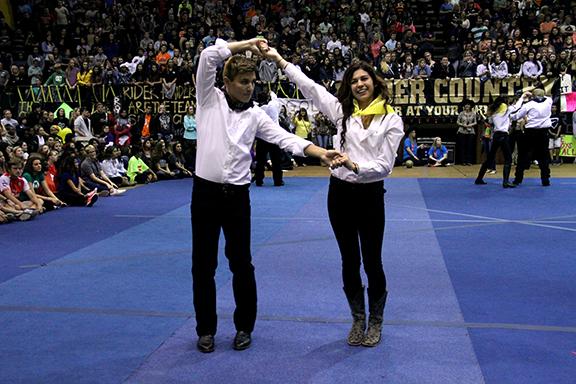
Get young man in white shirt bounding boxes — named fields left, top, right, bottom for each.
left=192, top=37, right=339, bottom=353
left=510, top=89, right=553, bottom=186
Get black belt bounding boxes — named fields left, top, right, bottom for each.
left=194, top=175, right=250, bottom=193
left=330, top=176, right=384, bottom=191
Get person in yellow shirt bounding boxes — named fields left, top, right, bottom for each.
left=292, top=107, right=312, bottom=165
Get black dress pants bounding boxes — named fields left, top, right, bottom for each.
left=191, top=176, right=256, bottom=336
left=514, top=128, right=550, bottom=183
left=327, top=176, right=387, bottom=301
left=477, top=132, right=513, bottom=182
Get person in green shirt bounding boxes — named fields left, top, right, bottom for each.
left=23, top=155, right=65, bottom=210
left=44, top=63, right=68, bottom=87
left=127, top=147, right=157, bottom=184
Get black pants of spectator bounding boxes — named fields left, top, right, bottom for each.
left=183, top=139, right=197, bottom=172
left=456, top=133, right=476, bottom=164
left=327, top=176, right=387, bottom=304
left=83, top=180, right=111, bottom=193
left=134, top=170, right=153, bottom=184
left=403, top=154, right=425, bottom=166
left=514, top=128, right=550, bottom=185
left=254, top=138, right=283, bottom=186
left=57, top=191, right=87, bottom=206
left=191, top=176, right=256, bottom=337
left=156, top=169, right=176, bottom=180
left=109, top=176, right=124, bottom=186
left=476, top=132, right=513, bottom=184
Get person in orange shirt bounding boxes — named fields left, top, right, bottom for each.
left=155, top=44, right=171, bottom=66
left=136, top=105, right=153, bottom=141
left=539, top=14, right=557, bottom=35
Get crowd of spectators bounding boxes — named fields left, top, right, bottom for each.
left=0, top=0, right=573, bottom=92
left=1, top=0, right=576, bottom=224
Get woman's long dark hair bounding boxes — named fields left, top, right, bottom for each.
left=335, top=61, right=389, bottom=150
left=23, top=154, right=46, bottom=176
left=487, top=96, right=506, bottom=116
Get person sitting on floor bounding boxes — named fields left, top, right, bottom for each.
left=80, top=144, right=125, bottom=196
left=127, top=146, right=157, bottom=184
left=0, top=158, right=45, bottom=214
left=56, top=152, right=98, bottom=207
left=402, top=127, right=425, bottom=167
left=22, top=155, right=66, bottom=210
left=428, top=137, right=449, bottom=167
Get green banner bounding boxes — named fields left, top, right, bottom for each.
left=560, top=135, right=576, bottom=157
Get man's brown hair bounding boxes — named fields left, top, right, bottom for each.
left=223, top=55, right=257, bottom=81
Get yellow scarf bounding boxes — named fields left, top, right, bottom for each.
left=494, top=103, right=507, bottom=115
left=352, top=95, right=395, bottom=117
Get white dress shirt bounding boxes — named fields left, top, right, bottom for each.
left=490, top=104, right=520, bottom=133
left=195, top=40, right=310, bottom=185
left=511, top=96, right=553, bottom=129
left=73, top=115, right=94, bottom=141
left=284, top=63, right=404, bottom=183
left=259, top=92, right=280, bottom=123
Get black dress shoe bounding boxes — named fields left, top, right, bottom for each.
left=542, top=180, right=550, bottom=186
left=503, top=182, right=516, bottom=188
left=255, top=181, right=263, bottom=186
left=197, top=335, right=215, bottom=353
left=274, top=181, right=285, bottom=186
left=474, top=179, right=487, bottom=185
left=233, top=331, right=251, bottom=351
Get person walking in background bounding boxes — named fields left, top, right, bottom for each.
left=191, top=37, right=339, bottom=354
left=253, top=88, right=285, bottom=187
left=475, top=97, right=518, bottom=188
left=510, top=89, right=553, bottom=186
left=261, top=44, right=404, bottom=348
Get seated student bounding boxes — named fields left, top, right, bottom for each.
left=169, top=141, right=194, bottom=177
left=402, top=127, right=425, bottom=166
left=56, top=153, right=98, bottom=207
left=151, top=139, right=177, bottom=179
left=127, top=146, right=157, bottom=184
left=22, top=155, right=66, bottom=210
left=0, top=158, right=44, bottom=214
left=80, top=144, right=125, bottom=196
left=45, top=150, right=60, bottom=193
left=428, top=137, right=449, bottom=166
left=100, top=145, right=131, bottom=186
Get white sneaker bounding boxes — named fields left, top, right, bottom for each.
left=110, top=189, right=126, bottom=196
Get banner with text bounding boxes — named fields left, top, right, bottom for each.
left=12, top=76, right=560, bottom=123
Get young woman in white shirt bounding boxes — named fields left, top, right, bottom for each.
left=474, top=97, right=517, bottom=188
left=260, top=45, right=404, bottom=347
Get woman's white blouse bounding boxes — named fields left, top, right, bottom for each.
left=284, top=63, right=404, bottom=183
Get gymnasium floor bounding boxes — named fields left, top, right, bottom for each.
left=1, top=164, right=575, bottom=383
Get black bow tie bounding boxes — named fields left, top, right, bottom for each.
left=225, top=93, right=253, bottom=112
